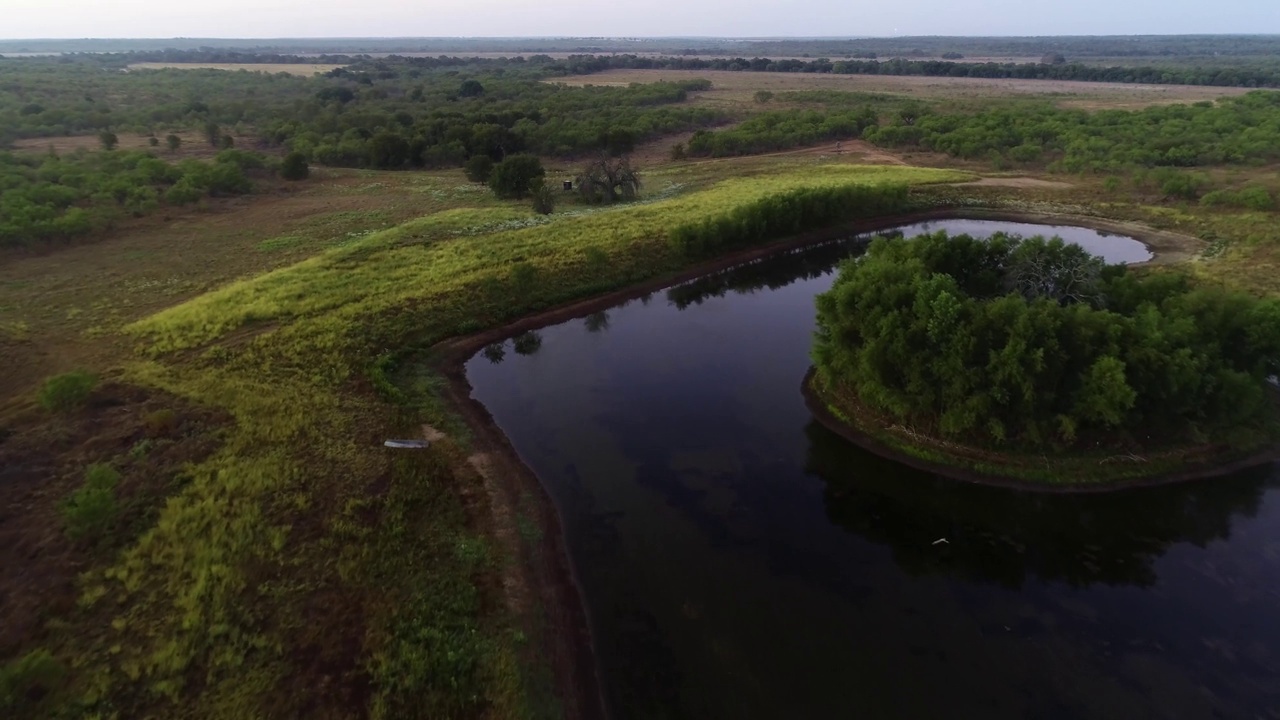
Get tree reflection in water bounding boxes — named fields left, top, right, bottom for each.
left=803, top=420, right=1277, bottom=588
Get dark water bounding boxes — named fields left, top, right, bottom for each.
left=465, top=220, right=1277, bottom=719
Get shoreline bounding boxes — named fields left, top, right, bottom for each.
left=803, top=368, right=1280, bottom=493
left=428, top=206, right=1212, bottom=715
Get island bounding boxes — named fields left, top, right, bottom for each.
left=807, top=231, right=1280, bottom=488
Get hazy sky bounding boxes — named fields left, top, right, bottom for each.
left=3, top=0, right=1279, bottom=39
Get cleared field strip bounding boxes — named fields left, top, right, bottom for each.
left=127, top=62, right=344, bottom=75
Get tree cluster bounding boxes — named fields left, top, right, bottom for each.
left=0, top=149, right=263, bottom=248
left=685, top=108, right=878, bottom=157
left=553, top=53, right=1280, bottom=89
left=864, top=91, right=1280, bottom=172
left=813, top=232, right=1280, bottom=451
left=669, top=183, right=910, bottom=257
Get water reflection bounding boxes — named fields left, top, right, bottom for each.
left=805, top=420, right=1277, bottom=588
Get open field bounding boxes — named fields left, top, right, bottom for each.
left=4, top=50, right=1280, bottom=719
left=553, top=69, right=1252, bottom=110
left=126, top=62, right=345, bottom=75
left=1, top=161, right=963, bottom=718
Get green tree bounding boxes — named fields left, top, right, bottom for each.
left=281, top=151, right=310, bottom=181
left=203, top=121, right=221, bottom=148
left=165, top=134, right=181, bottom=152
left=97, top=131, right=118, bottom=150
left=1074, top=356, right=1137, bottom=427
left=464, top=155, right=494, bottom=183
left=458, top=79, right=485, bottom=97
left=368, top=132, right=410, bottom=169
left=488, top=154, right=545, bottom=199
left=576, top=155, right=641, bottom=204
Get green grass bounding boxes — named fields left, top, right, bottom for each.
left=28, top=164, right=964, bottom=719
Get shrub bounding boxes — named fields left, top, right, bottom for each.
left=488, top=154, right=545, bottom=199
left=165, top=134, right=182, bottom=152
left=530, top=181, right=555, bottom=215
left=1201, top=185, right=1275, bottom=210
left=0, top=649, right=64, bottom=711
left=37, top=371, right=96, bottom=412
left=61, top=463, right=120, bottom=541
left=280, top=151, right=310, bottom=181
left=215, top=149, right=266, bottom=170
left=165, top=180, right=203, bottom=205
left=98, top=131, right=118, bottom=151
left=464, top=155, right=494, bottom=184
left=144, top=408, right=178, bottom=438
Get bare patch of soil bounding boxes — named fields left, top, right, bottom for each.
left=962, top=177, right=1074, bottom=189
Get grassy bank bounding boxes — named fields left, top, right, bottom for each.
left=6, top=164, right=963, bottom=718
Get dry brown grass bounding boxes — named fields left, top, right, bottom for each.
left=553, top=68, right=1250, bottom=110
left=127, top=62, right=344, bottom=75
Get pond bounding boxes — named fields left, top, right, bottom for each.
left=465, top=220, right=1276, bottom=719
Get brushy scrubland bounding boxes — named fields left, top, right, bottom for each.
left=6, top=165, right=961, bottom=719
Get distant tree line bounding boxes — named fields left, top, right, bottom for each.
left=683, top=108, right=879, bottom=157
left=813, top=232, right=1280, bottom=452
left=863, top=90, right=1280, bottom=172
left=554, top=54, right=1280, bottom=89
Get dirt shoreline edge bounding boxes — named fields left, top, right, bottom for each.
left=429, top=206, right=1211, bottom=717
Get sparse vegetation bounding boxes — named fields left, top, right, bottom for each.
left=0, top=649, right=65, bottom=714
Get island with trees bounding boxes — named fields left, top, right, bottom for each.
left=808, top=232, right=1280, bottom=487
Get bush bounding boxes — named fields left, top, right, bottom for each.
left=165, top=180, right=203, bottom=205
left=215, top=149, right=266, bottom=170
left=0, top=649, right=64, bottom=711
left=280, top=151, right=310, bottom=181
left=61, top=463, right=120, bottom=541
left=1201, top=185, right=1275, bottom=210
left=669, top=183, right=910, bottom=256
left=37, top=371, right=96, bottom=412
left=98, top=131, right=118, bottom=150
left=144, top=408, right=178, bottom=438
left=464, top=155, right=494, bottom=184
left=488, top=154, right=545, bottom=199
left=530, top=181, right=555, bottom=215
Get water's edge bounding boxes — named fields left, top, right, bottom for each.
left=429, top=208, right=1201, bottom=718
left=803, top=368, right=1280, bottom=493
